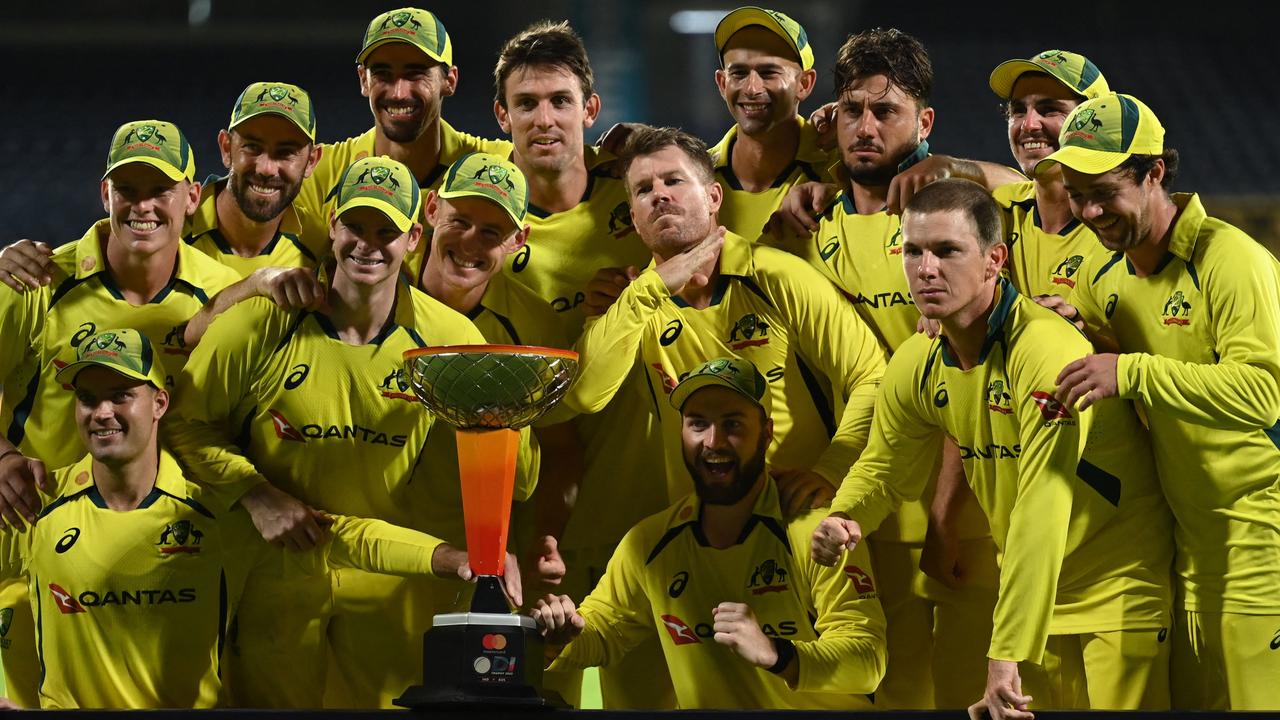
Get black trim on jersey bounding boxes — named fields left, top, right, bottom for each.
left=421, top=163, right=448, bottom=190
left=642, top=363, right=663, bottom=417
left=312, top=311, right=342, bottom=340
left=136, top=486, right=166, bottom=509
left=405, top=326, right=427, bottom=347
left=716, top=135, right=818, bottom=191
left=1264, top=420, right=1280, bottom=452
left=145, top=488, right=218, bottom=519
left=920, top=342, right=944, bottom=392
left=1185, top=258, right=1201, bottom=292
left=369, top=318, right=399, bottom=345
left=272, top=312, right=308, bottom=355
left=1092, top=252, right=1125, bottom=284
left=671, top=275, right=731, bottom=308
left=35, top=573, right=46, bottom=691
left=472, top=307, right=522, bottom=344
left=36, top=487, right=95, bottom=521
left=235, top=404, right=257, bottom=451
left=1010, top=196, right=1082, bottom=237
left=795, top=354, right=837, bottom=439
left=645, top=520, right=698, bottom=565
left=1076, top=458, right=1120, bottom=507
left=48, top=274, right=92, bottom=310
left=528, top=173, right=598, bottom=219
left=283, top=233, right=318, bottom=262
left=753, top=515, right=790, bottom=551
left=85, top=486, right=109, bottom=509
left=736, top=276, right=775, bottom=308
left=216, top=570, right=229, bottom=678
left=944, top=278, right=1019, bottom=368
left=5, top=368, right=42, bottom=448
left=1127, top=251, right=1177, bottom=278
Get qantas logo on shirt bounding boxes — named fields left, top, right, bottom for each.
left=1052, top=255, right=1085, bottom=288
left=986, top=379, right=1013, bottom=415
left=1031, top=391, right=1072, bottom=422
left=50, top=583, right=196, bottom=613
left=267, top=409, right=409, bottom=447
left=1161, top=290, right=1193, bottom=326
left=844, top=565, right=876, bottom=596
left=660, top=614, right=701, bottom=645
left=847, top=290, right=913, bottom=309
left=48, top=584, right=86, bottom=614
left=959, top=443, right=1021, bottom=460
left=747, top=558, right=789, bottom=595
left=728, top=314, right=770, bottom=350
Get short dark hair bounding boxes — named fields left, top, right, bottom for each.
left=833, top=28, right=933, bottom=106
left=1118, top=149, right=1180, bottom=190
left=493, top=20, right=594, bottom=107
left=618, top=125, right=716, bottom=186
left=904, top=179, right=1004, bottom=250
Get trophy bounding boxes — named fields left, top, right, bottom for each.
left=394, top=344, right=578, bottom=708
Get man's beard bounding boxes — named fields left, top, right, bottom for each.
left=229, top=172, right=301, bottom=223
left=685, top=431, right=769, bottom=506
left=845, top=140, right=921, bottom=188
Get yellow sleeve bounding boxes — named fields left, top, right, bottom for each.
left=1116, top=252, right=1280, bottom=430
left=0, top=530, right=25, bottom=580
left=991, top=321, right=1092, bottom=663
left=1067, top=255, right=1121, bottom=351
left=564, top=271, right=668, bottom=414
left=313, top=515, right=443, bottom=577
left=549, top=526, right=655, bottom=670
left=0, top=281, right=47, bottom=384
left=787, top=512, right=886, bottom=694
left=830, top=340, right=942, bottom=529
left=163, top=298, right=282, bottom=511
left=762, top=252, right=888, bottom=483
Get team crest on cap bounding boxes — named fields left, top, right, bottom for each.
left=1069, top=108, right=1103, bottom=135
left=125, top=124, right=164, bottom=145
left=385, top=10, right=422, bottom=30
left=357, top=164, right=399, bottom=191
left=1162, top=290, right=1192, bottom=326
left=1037, top=50, right=1069, bottom=66
left=482, top=165, right=512, bottom=188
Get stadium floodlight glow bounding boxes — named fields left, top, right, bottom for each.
left=669, top=10, right=730, bottom=35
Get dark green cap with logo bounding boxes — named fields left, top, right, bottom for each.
left=56, top=328, right=167, bottom=389
left=438, top=152, right=529, bottom=229
left=103, top=120, right=195, bottom=183
left=229, top=81, right=317, bottom=142
left=357, top=8, right=452, bottom=66
left=714, top=6, right=813, bottom=71
left=334, top=157, right=422, bottom=233
left=670, top=356, right=772, bottom=415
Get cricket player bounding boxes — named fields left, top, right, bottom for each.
left=489, top=20, right=664, bottom=708
left=0, top=327, right=497, bottom=708
left=811, top=179, right=1174, bottom=717
left=708, top=7, right=832, bottom=240
left=535, top=357, right=887, bottom=709
left=163, top=156, right=492, bottom=708
left=572, top=125, right=887, bottom=524
left=1040, top=94, right=1280, bottom=710
left=771, top=28, right=1005, bottom=708
left=0, top=120, right=240, bottom=706
left=293, top=7, right=512, bottom=278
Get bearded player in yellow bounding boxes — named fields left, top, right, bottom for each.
left=163, top=156, right=498, bottom=708
left=811, top=179, right=1174, bottom=718
left=1040, top=94, right=1280, bottom=711
left=0, top=327, right=497, bottom=708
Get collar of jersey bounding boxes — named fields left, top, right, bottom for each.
left=939, top=276, right=1020, bottom=368
left=645, top=231, right=754, bottom=309
left=186, top=176, right=305, bottom=254
left=309, top=261, right=414, bottom=345
left=711, top=116, right=830, bottom=191
left=1165, top=192, right=1206, bottom=264
left=45, top=450, right=191, bottom=515
left=677, top=473, right=789, bottom=550
left=523, top=146, right=613, bottom=219
left=349, top=118, right=473, bottom=191
left=70, top=221, right=208, bottom=304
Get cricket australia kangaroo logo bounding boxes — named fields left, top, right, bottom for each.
left=1161, top=290, right=1192, bottom=326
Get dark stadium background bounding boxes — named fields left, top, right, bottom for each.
left=1, top=0, right=1276, bottom=255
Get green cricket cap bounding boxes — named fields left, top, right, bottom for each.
left=357, top=8, right=452, bottom=66
left=715, top=6, right=814, bottom=72
left=1035, top=93, right=1165, bottom=177
left=103, top=120, right=195, bottom=183
left=989, top=49, right=1110, bottom=101
left=229, top=81, right=317, bottom=142
left=438, top=152, right=528, bottom=229
left=670, top=357, right=772, bottom=415
left=334, top=157, right=422, bottom=233
left=56, top=328, right=166, bottom=389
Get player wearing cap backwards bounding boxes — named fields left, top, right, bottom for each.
left=0, top=327, right=495, bottom=709
left=707, top=7, right=832, bottom=240
left=810, top=179, right=1173, bottom=718
left=489, top=21, right=662, bottom=709
left=571, top=125, right=886, bottom=537
left=164, top=156, right=492, bottom=708
left=293, top=7, right=511, bottom=271
left=408, top=151, right=573, bottom=602
left=0, top=120, right=239, bottom=707
left=535, top=357, right=887, bottom=710
left=1038, top=94, right=1280, bottom=711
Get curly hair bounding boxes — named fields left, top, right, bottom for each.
left=833, top=28, right=933, bottom=107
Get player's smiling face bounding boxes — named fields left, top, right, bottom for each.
left=681, top=386, right=772, bottom=506
left=1006, top=74, right=1080, bottom=177
left=331, top=206, right=421, bottom=287
left=495, top=64, right=600, bottom=176
left=901, top=208, right=1006, bottom=321
left=101, top=164, right=199, bottom=255
left=359, top=43, right=457, bottom=144
left=716, top=28, right=815, bottom=137
left=626, top=146, right=723, bottom=260
left=422, top=193, right=526, bottom=293
left=1061, top=165, right=1162, bottom=252
left=837, top=74, right=933, bottom=187
left=219, top=115, right=319, bottom=223
left=73, top=366, right=167, bottom=469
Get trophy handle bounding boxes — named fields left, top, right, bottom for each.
left=456, top=428, right=520, bottom=577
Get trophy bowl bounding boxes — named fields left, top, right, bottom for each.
left=403, top=344, right=579, bottom=430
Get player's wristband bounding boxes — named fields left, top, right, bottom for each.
left=766, top=638, right=796, bottom=674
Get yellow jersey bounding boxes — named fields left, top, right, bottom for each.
left=184, top=177, right=326, bottom=277
left=993, top=181, right=1109, bottom=298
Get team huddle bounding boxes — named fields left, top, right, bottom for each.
left=0, top=5, right=1277, bottom=716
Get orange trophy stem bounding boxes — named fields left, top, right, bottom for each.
left=455, top=428, right=520, bottom=576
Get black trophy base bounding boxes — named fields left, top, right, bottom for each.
left=395, top=576, right=564, bottom=710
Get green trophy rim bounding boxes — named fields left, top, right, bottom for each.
left=402, top=345, right=579, bottom=430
